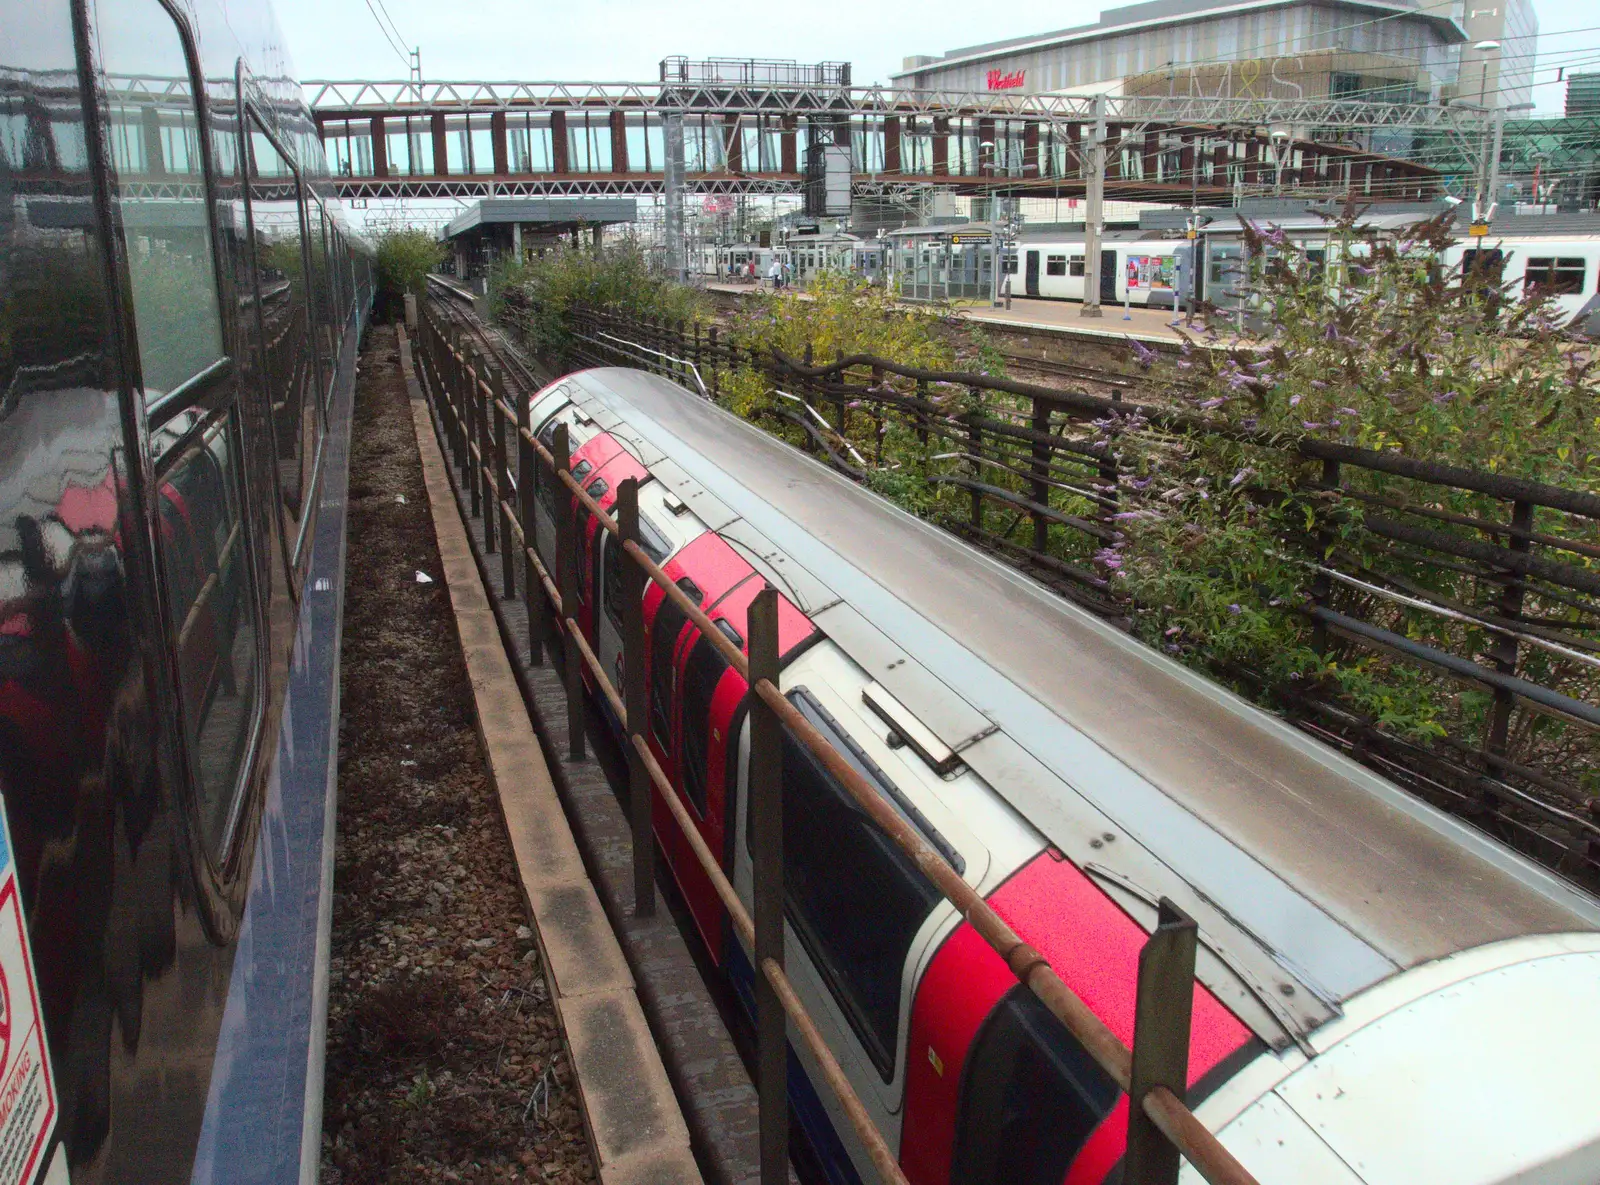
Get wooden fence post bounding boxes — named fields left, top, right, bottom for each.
left=1124, top=898, right=1198, bottom=1185
left=494, top=366, right=514, bottom=596
left=708, top=326, right=720, bottom=399
left=618, top=478, right=654, bottom=918
left=479, top=356, right=496, bottom=553
left=517, top=377, right=546, bottom=666
left=1031, top=395, right=1052, bottom=553
left=1482, top=498, right=1534, bottom=807
left=748, top=586, right=787, bottom=1185
left=553, top=422, right=585, bottom=761
left=966, top=391, right=984, bottom=535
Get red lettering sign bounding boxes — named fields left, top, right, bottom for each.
left=985, top=69, right=1026, bottom=91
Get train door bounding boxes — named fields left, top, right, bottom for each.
left=1024, top=250, right=1040, bottom=297
left=1100, top=250, right=1117, bottom=302
left=594, top=505, right=673, bottom=721
left=670, top=607, right=749, bottom=960
left=728, top=653, right=979, bottom=1182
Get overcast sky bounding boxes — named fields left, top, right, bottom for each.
left=273, top=0, right=1600, bottom=114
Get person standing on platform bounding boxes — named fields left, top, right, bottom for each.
left=768, top=258, right=783, bottom=291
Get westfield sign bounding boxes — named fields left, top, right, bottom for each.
left=985, top=68, right=1026, bottom=90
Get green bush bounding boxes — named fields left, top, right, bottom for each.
left=491, top=240, right=705, bottom=357
left=375, top=229, right=445, bottom=317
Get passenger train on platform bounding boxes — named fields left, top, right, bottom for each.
left=525, top=363, right=1600, bottom=1185
left=1, top=0, right=370, bottom=1179
left=995, top=225, right=1600, bottom=328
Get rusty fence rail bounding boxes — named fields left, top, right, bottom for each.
left=411, top=299, right=1263, bottom=1185
left=532, top=297, right=1600, bottom=888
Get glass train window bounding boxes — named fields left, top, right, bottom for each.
left=777, top=687, right=943, bottom=1080
left=1046, top=254, right=1067, bottom=276
left=601, top=516, right=669, bottom=630
left=308, top=198, right=337, bottom=404
left=1461, top=247, right=1505, bottom=287
left=1524, top=257, right=1586, bottom=296
left=648, top=578, right=700, bottom=749
left=245, top=117, right=314, bottom=539
left=99, top=0, right=263, bottom=858
left=679, top=622, right=744, bottom=818
left=950, top=986, right=1120, bottom=1185
left=151, top=411, right=262, bottom=853
left=95, top=0, right=224, bottom=402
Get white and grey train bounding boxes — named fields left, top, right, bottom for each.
left=1002, top=226, right=1600, bottom=327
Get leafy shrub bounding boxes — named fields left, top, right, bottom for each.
left=375, top=229, right=446, bottom=318
left=491, top=240, right=705, bottom=357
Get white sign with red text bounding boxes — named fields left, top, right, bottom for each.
left=0, top=807, right=55, bottom=1185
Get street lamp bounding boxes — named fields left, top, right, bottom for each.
left=1473, top=39, right=1501, bottom=109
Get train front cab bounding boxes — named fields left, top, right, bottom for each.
left=521, top=378, right=1255, bottom=1185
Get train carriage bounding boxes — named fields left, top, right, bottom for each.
left=0, top=0, right=371, bottom=1178
left=524, top=364, right=1600, bottom=1185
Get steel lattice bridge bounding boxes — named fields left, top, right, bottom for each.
left=306, top=78, right=1492, bottom=204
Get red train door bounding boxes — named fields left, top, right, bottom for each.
left=672, top=613, right=747, bottom=962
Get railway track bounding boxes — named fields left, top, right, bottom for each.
left=426, top=276, right=546, bottom=400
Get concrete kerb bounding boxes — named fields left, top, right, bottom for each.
left=397, top=325, right=701, bottom=1185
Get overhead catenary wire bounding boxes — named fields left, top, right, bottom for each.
left=360, top=0, right=411, bottom=69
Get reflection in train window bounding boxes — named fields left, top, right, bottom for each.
left=153, top=409, right=261, bottom=855
left=97, top=0, right=224, bottom=400
left=246, top=119, right=314, bottom=537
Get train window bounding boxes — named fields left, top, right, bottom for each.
left=100, top=0, right=265, bottom=857
left=308, top=199, right=337, bottom=404
left=1046, top=254, right=1067, bottom=276
left=585, top=477, right=609, bottom=499
left=951, top=985, right=1119, bottom=1185
left=601, top=517, right=670, bottom=629
left=97, top=0, right=225, bottom=403
left=777, top=686, right=944, bottom=1080
left=1462, top=248, right=1505, bottom=287
left=680, top=628, right=742, bottom=817
left=1524, top=257, right=1586, bottom=296
left=245, top=116, right=314, bottom=539
left=152, top=409, right=263, bottom=856
left=1069, top=255, right=1085, bottom=277
left=649, top=578, right=702, bottom=749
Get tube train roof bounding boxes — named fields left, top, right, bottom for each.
left=559, top=366, right=1600, bottom=1046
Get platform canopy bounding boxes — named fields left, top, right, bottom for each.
left=443, top=198, right=638, bottom=240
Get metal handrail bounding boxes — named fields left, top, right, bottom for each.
left=414, top=305, right=1264, bottom=1185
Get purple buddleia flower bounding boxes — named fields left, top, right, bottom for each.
left=1302, top=421, right=1323, bottom=430
left=1310, top=379, right=1327, bottom=389
left=1228, top=603, right=1243, bottom=615
left=1131, top=339, right=1157, bottom=369
left=1229, top=467, right=1254, bottom=487
left=1432, top=390, right=1457, bottom=406
left=1289, top=393, right=1303, bottom=406
left=1337, top=407, right=1359, bottom=417
left=1199, top=396, right=1229, bottom=410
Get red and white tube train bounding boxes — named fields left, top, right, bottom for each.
left=523, top=366, right=1600, bottom=1185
